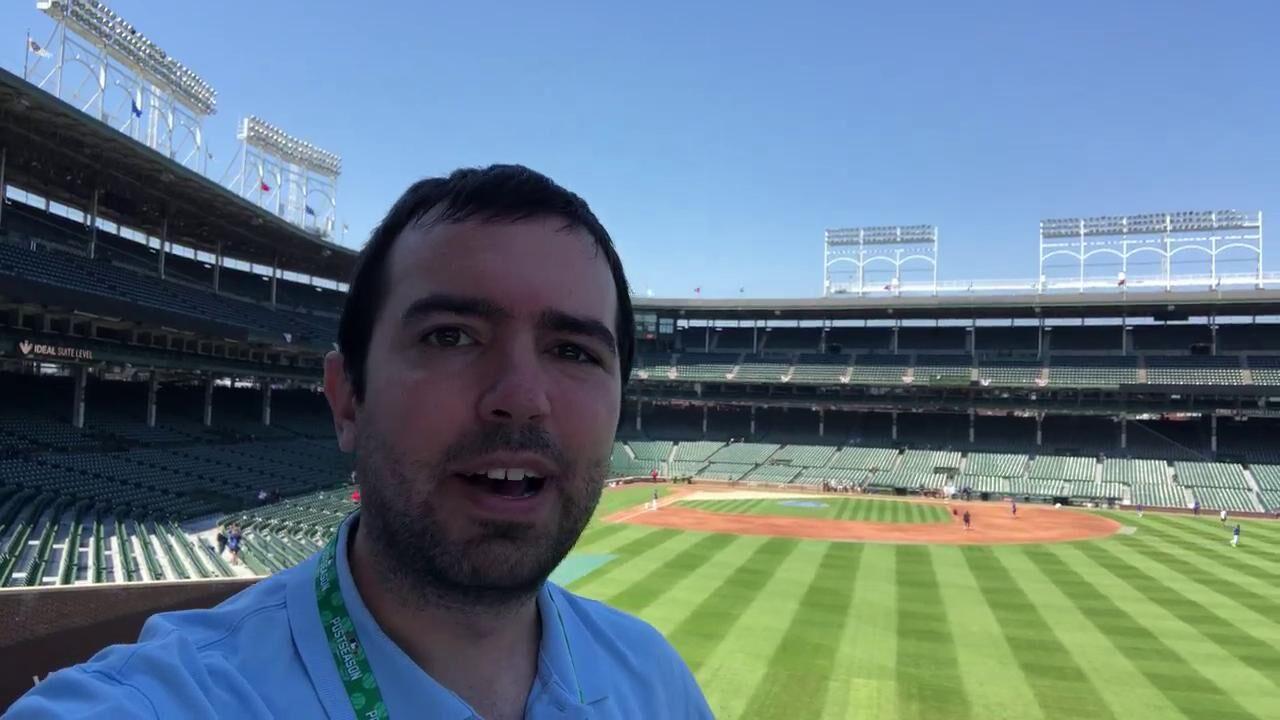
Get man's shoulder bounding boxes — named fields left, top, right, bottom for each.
left=7, top=562, right=317, bottom=719
left=546, top=582, right=675, bottom=659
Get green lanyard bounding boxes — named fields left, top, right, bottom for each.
left=316, top=532, right=390, bottom=719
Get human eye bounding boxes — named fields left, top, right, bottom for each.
left=421, top=327, right=476, bottom=348
left=553, top=342, right=601, bottom=365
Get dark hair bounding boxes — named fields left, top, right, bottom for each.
left=337, top=164, right=634, bottom=401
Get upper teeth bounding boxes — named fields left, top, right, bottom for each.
left=483, top=468, right=542, bottom=481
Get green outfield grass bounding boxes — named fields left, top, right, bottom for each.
left=679, top=496, right=951, bottom=523
left=566, top=495, right=1280, bottom=719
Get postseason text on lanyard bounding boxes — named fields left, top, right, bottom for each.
left=316, top=532, right=390, bottom=719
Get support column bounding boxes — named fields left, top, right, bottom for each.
left=270, top=255, right=279, bottom=308
left=749, top=405, right=756, bottom=438
left=752, top=320, right=758, bottom=353
left=0, top=145, right=6, bottom=230
left=158, top=215, right=168, bottom=279
left=635, top=400, right=642, bottom=432
left=1120, top=415, right=1128, bottom=450
left=213, top=241, right=223, bottom=294
left=891, top=411, right=899, bottom=442
left=1038, top=319, right=1047, bottom=358
left=87, top=186, right=100, bottom=259
left=818, top=409, right=825, bottom=438
left=704, top=325, right=710, bottom=352
left=701, top=406, right=709, bottom=437
left=1210, top=323, right=1218, bottom=355
left=891, top=324, right=900, bottom=354
left=146, top=373, right=158, bottom=428
left=968, top=409, right=975, bottom=444
left=72, top=365, right=87, bottom=429
left=1122, top=325, right=1131, bottom=354
left=1035, top=413, right=1043, bottom=446
left=261, top=381, right=272, bottom=426
left=1210, top=414, right=1218, bottom=455
left=203, top=374, right=214, bottom=427
left=968, top=319, right=976, bottom=356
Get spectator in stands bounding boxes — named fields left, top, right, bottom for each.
left=351, top=488, right=361, bottom=503
left=226, top=524, right=242, bottom=566
left=215, top=525, right=228, bottom=556
left=257, top=489, right=269, bottom=505
left=8, top=165, right=710, bottom=719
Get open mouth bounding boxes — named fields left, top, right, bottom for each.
left=458, top=468, right=548, bottom=499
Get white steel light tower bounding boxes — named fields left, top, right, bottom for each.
left=26, top=0, right=217, bottom=173
left=222, top=116, right=342, bottom=236
left=1039, top=210, right=1263, bottom=293
left=824, top=225, right=938, bottom=297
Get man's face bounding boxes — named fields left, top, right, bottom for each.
left=330, top=215, right=621, bottom=606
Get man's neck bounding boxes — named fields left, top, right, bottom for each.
left=347, top=519, right=541, bottom=720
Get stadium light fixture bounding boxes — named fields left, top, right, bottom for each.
left=238, top=116, right=342, bottom=178
left=825, top=225, right=937, bottom=246
left=1040, top=210, right=1259, bottom=239
left=37, top=0, right=218, bottom=115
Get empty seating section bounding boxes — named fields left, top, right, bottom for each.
left=829, top=446, right=898, bottom=471
left=911, top=355, right=972, bottom=386
left=1029, top=455, right=1097, bottom=482
left=1145, top=356, right=1244, bottom=385
left=0, top=240, right=335, bottom=345
left=627, top=441, right=673, bottom=462
left=1130, top=483, right=1189, bottom=508
left=1250, top=465, right=1280, bottom=491
left=708, top=443, right=779, bottom=464
left=672, top=441, right=724, bottom=462
left=1191, top=487, right=1260, bottom=512
left=790, top=354, right=850, bottom=384
left=761, top=327, right=821, bottom=351
left=866, top=472, right=946, bottom=490
left=1047, top=356, right=1138, bottom=386
left=964, top=452, right=1027, bottom=477
left=1246, top=356, right=1280, bottom=386
left=632, top=354, right=674, bottom=380
left=1009, top=478, right=1067, bottom=497
left=768, top=445, right=837, bottom=468
left=848, top=355, right=910, bottom=384
left=741, top=465, right=801, bottom=484
left=674, top=353, right=738, bottom=381
left=794, top=467, right=866, bottom=488
left=731, top=359, right=791, bottom=383
left=1174, top=461, right=1248, bottom=489
left=668, top=461, right=709, bottom=478
left=697, top=463, right=754, bottom=481
left=965, top=476, right=1011, bottom=495
left=977, top=360, right=1043, bottom=386
left=1102, top=458, right=1169, bottom=485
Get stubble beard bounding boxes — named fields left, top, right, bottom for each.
left=354, top=422, right=605, bottom=613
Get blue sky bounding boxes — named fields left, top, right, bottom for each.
left=3, top=1, right=1277, bottom=297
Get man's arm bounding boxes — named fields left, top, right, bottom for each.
left=6, top=665, right=159, bottom=720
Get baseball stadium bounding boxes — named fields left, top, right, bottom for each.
left=2, top=3, right=1279, bottom=718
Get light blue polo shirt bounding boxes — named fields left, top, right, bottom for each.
left=7, top=515, right=713, bottom=719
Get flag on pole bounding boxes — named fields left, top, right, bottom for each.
left=260, top=180, right=271, bottom=192
left=1117, top=271, right=1127, bottom=287
left=130, top=90, right=143, bottom=118
left=304, top=205, right=316, bottom=216
left=27, top=38, right=51, bottom=58
left=694, top=287, right=701, bottom=295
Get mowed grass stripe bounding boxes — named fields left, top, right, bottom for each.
left=895, top=545, right=971, bottom=720
left=696, top=541, right=831, bottom=719
left=1126, top=521, right=1280, bottom=605
left=1073, top=540, right=1280, bottom=691
left=1139, top=515, right=1280, bottom=572
left=1000, top=547, right=1185, bottom=719
left=603, top=532, right=740, bottom=614
left=571, top=529, right=711, bottom=599
left=665, top=536, right=801, bottom=673
left=841, top=545, right=900, bottom=719
left=743, top=543, right=863, bottom=719
left=961, top=546, right=1113, bottom=720
left=1023, top=546, right=1261, bottom=720
left=1112, top=531, right=1280, bottom=632
left=933, top=546, right=1048, bottom=720
left=566, top=527, right=683, bottom=587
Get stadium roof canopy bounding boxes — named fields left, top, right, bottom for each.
left=635, top=289, right=1280, bottom=321
left=0, top=68, right=358, bottom=281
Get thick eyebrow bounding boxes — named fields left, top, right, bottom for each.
left=400, top=294, right=512, bottom=325
left=539, top=309, right=618, bottom=358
